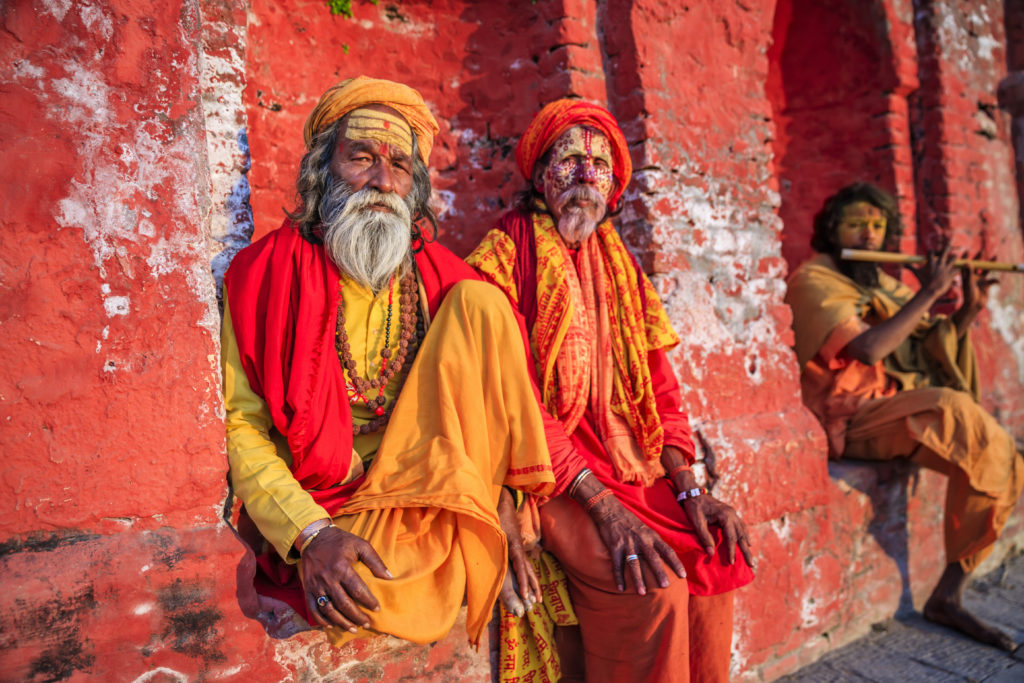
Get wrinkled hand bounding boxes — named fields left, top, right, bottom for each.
left=497, top=487, right=540, bottom=617
left=908, top=242, right=958, bottom=297
left=590, top=496, right=686, bottom=595
left=300, top=526, right=392, bottom=632
left=680, top=494, right=755, bottom=570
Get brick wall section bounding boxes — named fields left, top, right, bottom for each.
left=913, top=0, right=1024, bottom=431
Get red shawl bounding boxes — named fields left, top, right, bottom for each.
left=224, top=220, right=481, bottom=513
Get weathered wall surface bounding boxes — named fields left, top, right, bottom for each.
left=0, top=0, right=280, bottom=679
left=2, top=0, right=1022, bottom=681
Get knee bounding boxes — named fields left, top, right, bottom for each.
left=445, top=279, right=507, bottom=309
left=442, top=280, right=518, bottom=327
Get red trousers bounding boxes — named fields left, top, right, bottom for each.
left=541, top=493, right=735, bottom=683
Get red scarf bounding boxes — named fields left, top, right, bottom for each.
left=224, top=220, right=480, bottom=513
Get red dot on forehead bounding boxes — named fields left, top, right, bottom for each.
left=583, top=129, right=592, bottom=156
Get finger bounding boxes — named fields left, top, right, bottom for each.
left=336, top=564, right=381, bottom=614
left=306, top=592, right=334, bottom=629
left=610, top=542, right=626, bottom=593
left=313, top=588, right=364, bottom=632
left=721, top=519, right=738, bottom=565
left=637, top=539, right=670, bottom=589
left=654, top=538, right=687, bottom=579
left=357, top=541, right=393, bottom=581
left=513, top=551, right=535, bottom=605
left=499, top=570, right=525, bottom=617
left=690, top=506, right=716, bottom=556
left=625, top=545, right=646, bottom=596
left=325, top=577, right=374, bottom=629
left=738, top=535, right=756, bottom=571
left=526, top=560, right=542, bottom=606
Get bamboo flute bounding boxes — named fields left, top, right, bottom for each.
left=840, top=249, right=1024, bottom=273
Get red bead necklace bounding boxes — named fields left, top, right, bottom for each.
left=335, top=271, right=422, bottom=435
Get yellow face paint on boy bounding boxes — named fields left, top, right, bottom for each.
left=344, top=108, right=414, bottom=158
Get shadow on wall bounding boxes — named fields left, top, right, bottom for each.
left=768, top=0, right=902, bottom=273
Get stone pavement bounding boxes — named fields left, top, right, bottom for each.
left=779, top=551, right=1024, bottom=682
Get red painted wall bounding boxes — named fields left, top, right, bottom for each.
left=2, top=0, right=1022, bottom=680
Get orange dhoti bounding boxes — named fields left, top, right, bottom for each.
left=844, top=387, right=1024, bottom=572
left=320, top=281, right=556, bottom=646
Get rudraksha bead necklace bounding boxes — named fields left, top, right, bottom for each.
left=335, top=271, right=422, bottom=435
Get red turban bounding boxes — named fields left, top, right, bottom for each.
left=516, top=99, right=632, bottom=209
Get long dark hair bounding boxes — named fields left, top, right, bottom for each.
left=811, top=182, right=902, bottom=254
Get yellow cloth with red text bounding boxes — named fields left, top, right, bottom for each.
left=497, top=552, right=577, bottom=683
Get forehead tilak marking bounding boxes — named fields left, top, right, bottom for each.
left=344, top=108, right=413, bottom=157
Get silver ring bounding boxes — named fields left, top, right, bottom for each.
left=625, top=554, right=639, bottom=562
left=316, top=595, right=330, bottom=608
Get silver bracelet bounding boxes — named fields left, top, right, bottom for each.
left=568, top=468, right=592, bottom=498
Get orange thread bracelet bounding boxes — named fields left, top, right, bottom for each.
left=584, top=489, right=613, bottom=512
left=667, top=464, right=692, bottom=478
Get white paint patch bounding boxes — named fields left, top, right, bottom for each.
left=132, top=602, right=154, bottom=615
left=130, top=668, right=189, bottom=683
left=432, top=188, right=458, bottom=218
left=986, top=292, right=1024, bottom=385
left=103, top=295, right=130, bottom=317
left=78, top=3, right=113, bottom=41
left=39, top=0, right=72, bottom=22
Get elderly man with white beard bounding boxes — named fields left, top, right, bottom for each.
left=220, top=77, right=566, bottom=649
left=468, top=100, right=756, bottom=683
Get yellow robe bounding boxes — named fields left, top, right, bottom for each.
left=223, top=275, right=556, bottom=645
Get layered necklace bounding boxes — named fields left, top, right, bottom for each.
left=335, top=271, right=423, bottom=435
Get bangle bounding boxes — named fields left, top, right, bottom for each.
left=568, top=468, right=592, bottom=498
left=584, top=488, right=614, bottom=512
left=298, top=522, right=336, bottom=556
left=666, top=464, right=691, bottom=479
left=676, top=486, right=708, bottom=502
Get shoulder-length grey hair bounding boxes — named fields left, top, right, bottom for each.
left=286, top=119, right=438, bottom=248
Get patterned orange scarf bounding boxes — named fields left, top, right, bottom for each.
left=532, top=213, right=679, bottom=485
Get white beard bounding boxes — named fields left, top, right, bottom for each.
left=553, top=185, right=606, bottom=245
left=321, top=181, right=413, bottom=292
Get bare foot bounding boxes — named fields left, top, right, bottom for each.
left=923, top=563, right=1016, bottom=651
left=923, top=594, right=1016, bottom=651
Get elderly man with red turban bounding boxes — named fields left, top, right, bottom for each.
left=221, top=77, right=563, bottom=648
left=468, top=100, right=756, bottom=682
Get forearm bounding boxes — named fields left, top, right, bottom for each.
left=952, top=304, right=982, bottom=339
left=843, top=286, right=943, bottom=363
left=223, top=298, right=330, bottom=559
left=661, top=445, right=699, bottom=494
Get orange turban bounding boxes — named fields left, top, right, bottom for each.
left=516, top=99, right=632, bottom=209
left=303, top=76, right=440, bottom=166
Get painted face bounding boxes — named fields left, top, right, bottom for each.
left=329, top=106, right=415, bottom=201
left=541, top=126, right=615, bottom=202
left=836, top=201, right=888, bottom=251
